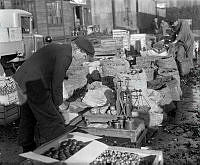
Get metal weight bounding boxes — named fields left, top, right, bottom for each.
left=124, top=118, right=135, bottom=130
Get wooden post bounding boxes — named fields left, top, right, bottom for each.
left=111, top=0, right=116, bottom=29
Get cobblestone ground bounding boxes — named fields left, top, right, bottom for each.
left=1, top=72, right=200, bottom=164
left=0, top=120, right=22, bottom=164
left=149, top=73, right=200, bottom=165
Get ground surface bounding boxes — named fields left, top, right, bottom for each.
left=149, top=83, right=200, bottom=165
left=1, top=71, right=200, bottom=165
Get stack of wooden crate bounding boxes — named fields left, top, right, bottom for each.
left=130, top=34, right=156, bottom=51
left=0, top=104, right=20, bottom=125
left=94, top=38, right=123, bottom=59
left=112, top=29, right=130, bottom=50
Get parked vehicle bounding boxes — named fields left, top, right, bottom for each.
left=0, top=9, right=44, bottom=75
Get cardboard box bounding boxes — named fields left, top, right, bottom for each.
left=20, top=133, right=163, bottom=165
left=19, top=132, right=102, bottom=164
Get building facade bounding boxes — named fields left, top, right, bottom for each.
left=166, top=0, right=200, bottom=34
left=90, top=0, right=166, bottom=34
left=2, top=0, right=167, bottom=38
left=3, top=0, right=92, bottom=40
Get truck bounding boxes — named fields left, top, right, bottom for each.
left=0, top=9, right=44, bottom=75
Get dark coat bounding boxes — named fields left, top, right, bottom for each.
left=13, top=43, right=72, bottom=106
left=151, top=21, right=159, bottom=34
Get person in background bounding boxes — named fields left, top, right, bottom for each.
left=71, top=36, right=98, bottom=83
left=13, top=36, right=95, bottom=152
left=172, top=20, right=195, bottom=69
left=160, top=20, right=169, bottom=36
left=152, top=17, right=159, bottom=35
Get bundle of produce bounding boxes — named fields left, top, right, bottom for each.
left=82, top=82, right=115, bottom=107
left=89, top=105, right=117, bottom=116
left=42, top=139, right=87, bottom=161
left=0, top=76, right=19, bottom=105
left=90, top=149, right=140, bottom=165
left=0, top=77, right=16, bottom=95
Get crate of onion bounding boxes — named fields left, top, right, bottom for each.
left=20, top=136, right=163, bottom=165
left=19, top=132, right=101, bottom=164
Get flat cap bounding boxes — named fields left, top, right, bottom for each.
left=72, top=36, right=95, bottom=56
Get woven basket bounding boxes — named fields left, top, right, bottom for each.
left=137, top=111, right=163, bottom=127
left=101, top=58, right=130, bottom=77
left=135, top=56, right=157, bottom=69
left=144, top=68, right=155, bottom=81
left=156, top=56, right=177, bottom=69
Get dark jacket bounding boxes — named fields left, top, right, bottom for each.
left=151, top=21, right=159, bottom=34
left=13, top=43, right=72, bottom=106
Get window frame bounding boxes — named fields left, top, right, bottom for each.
left=46, top=0, right=64, bottom=27
left=11, top=0, right=37, bottom=32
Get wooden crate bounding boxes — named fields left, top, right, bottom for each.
left=97, top=128, right=147, bottom=148
left=80, top=119, right=145, bottom=143
left=83, top=112, right=118, bottom=123
left=0, top=104, right=20, bottom=125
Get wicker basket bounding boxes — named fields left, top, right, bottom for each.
left=101, top=58, right=130, bottom=77
left=144, top=68, right=155, bottom=81
left=136, top=57, right=152, bottom=68
left=132, top=106, right=151, bottom=113
left=156, top=56, right=177, bottom=69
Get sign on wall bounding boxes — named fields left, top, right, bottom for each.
left=70, top=0, right=86, bottom=5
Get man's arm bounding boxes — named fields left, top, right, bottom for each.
left=52, top=45, right=72, bottom=107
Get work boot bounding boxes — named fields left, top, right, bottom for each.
left=22, top=143, right=36, bottom=153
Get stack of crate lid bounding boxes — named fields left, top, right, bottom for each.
left=0, top=76, right=20, bottom=125
left=130, top=34, right=156, bottom=51
left=100, top=38, right=123, bottom=49
left=94, top=38, right=123, bottom=58
left=112, top=29, right=130, bottom=50
left=130, top=34, right=147, bottom=51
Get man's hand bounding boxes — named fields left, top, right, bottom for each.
left=59, top=101, right=70, bottom=112
left=172, top=40, right=177, bottom=44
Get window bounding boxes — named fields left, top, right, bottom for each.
left=12, top=0, right=36, bottom=30
left=21, top=16, right=31, bottom=34
left=11, top=0, right=21, bottom=8
left=46, top=1, right=63, bottom=26
left=23, top=1, right=36, bottom=30
left=0, top=0, right=4, bottom=9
